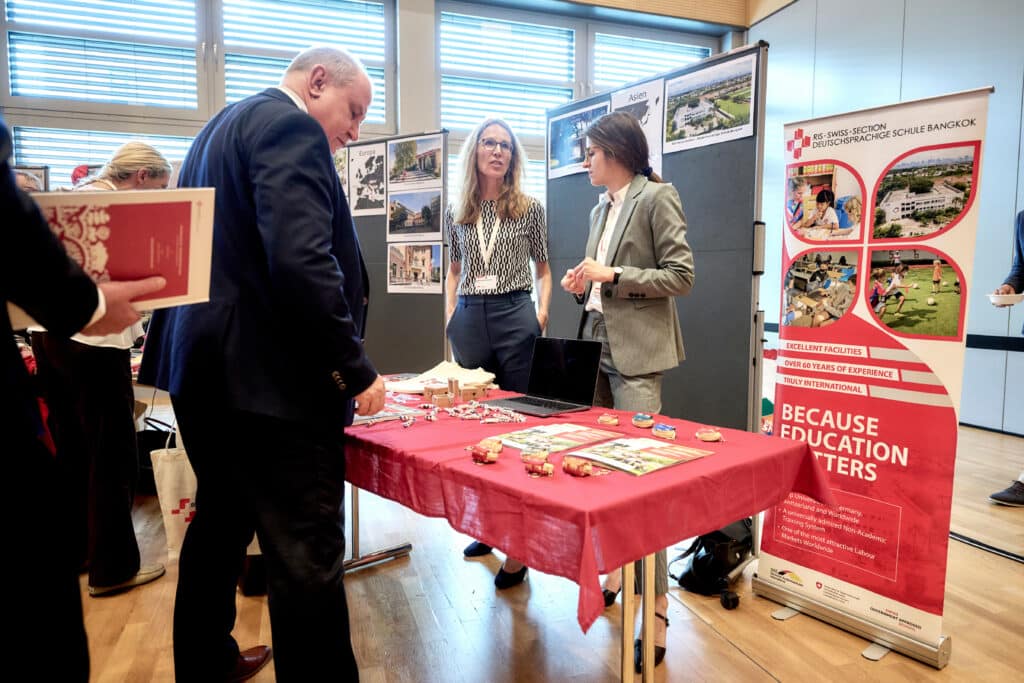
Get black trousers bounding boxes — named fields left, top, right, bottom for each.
left=171, top=392, right=358, bottom=682
left=9, top=430, right=89, bottom=682
left=31, top=332, right=141, bottom=587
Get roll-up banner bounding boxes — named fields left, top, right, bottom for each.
left=756, top=88, right=992, bottom=658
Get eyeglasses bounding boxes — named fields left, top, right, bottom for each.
left=479, top=138, right=513, bottom=154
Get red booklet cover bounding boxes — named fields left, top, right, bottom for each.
left=34, top=188, right=214, bottom=308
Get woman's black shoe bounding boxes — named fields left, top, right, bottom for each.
left=602, top=587, right=621, bottom=607
left=463, top=541, right=493, bottom=557
left=633, top=613, right=669, bottom=673
left=494, top=565, right=528, bottom=589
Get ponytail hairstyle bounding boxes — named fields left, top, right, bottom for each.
left=584, top=111, right=663, bottom=183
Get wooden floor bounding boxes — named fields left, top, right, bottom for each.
left=82, top=425, right=1024, bottom=682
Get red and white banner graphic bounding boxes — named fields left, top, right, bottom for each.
left=761, top=89, right=991, bottom=645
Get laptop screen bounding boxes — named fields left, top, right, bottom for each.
left=526, top=337, right=602, bottom=405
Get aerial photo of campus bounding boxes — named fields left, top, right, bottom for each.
left=873, top=145, right=976, bottom=238
left=664, top=55, right=753, bottom=144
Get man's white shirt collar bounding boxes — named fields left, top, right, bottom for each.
left=275, top=85, right=308, bottom=113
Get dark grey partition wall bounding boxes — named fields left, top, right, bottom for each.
left=350, top=131, right=447, bottom=374
left=546, top=45, right=767, bottom=430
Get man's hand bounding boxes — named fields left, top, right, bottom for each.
left=574, top=257, right=615, bottom=285
left=81, top=276, right=166, bottom=336
left=992, top=283, right=1017, bottom=307
left=353, top=375, right=386, bottom=416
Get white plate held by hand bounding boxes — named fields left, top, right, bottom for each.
left=988, top=293, right=1024, bottom=306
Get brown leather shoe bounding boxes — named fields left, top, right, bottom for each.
left=226, top=646, right=272, bottom=682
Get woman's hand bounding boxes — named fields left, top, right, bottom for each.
left=561, top=268, right=585, bottom=295
left=574, top=257, right=616, bottom=285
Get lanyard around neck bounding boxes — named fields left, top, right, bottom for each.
left=475, top=211, right=502, bottom=271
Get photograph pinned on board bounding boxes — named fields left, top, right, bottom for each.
left=786, top=161, right=866, bottom=241
left=611, top=79, right=664, bottom=177
left=873, top=142, right=979, bottom=239
left=388, top=135, right=443, bottom=190
left=387, top=188, right=442, bottom=242
left=387, top=242, right=442, bottom=294
left=782, top=250, right=859, bottom=329
left=664, top=53, right=756, bottom=153
left=548, top=101, right=609, bottom=179
left=867, top=249, right=963, bottom=338
left=333, top=147, right=349, bottom=198
left=349, top=143, right=385, bottom=215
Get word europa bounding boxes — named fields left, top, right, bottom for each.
left=777, top=404, right=909, bottom=482
left=810, top=119, right=977, bottom=148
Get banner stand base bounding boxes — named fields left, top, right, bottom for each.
left=752, top=575, right=951, bottom=670
left=771, top=606, right=799, bottom=621
left=862, top=643, right=891, bottom=661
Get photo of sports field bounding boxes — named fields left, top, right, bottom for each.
left=868, top=250, right=962, bottom=337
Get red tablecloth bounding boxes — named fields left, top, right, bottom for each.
left=346, top=399, right=833, bottom=632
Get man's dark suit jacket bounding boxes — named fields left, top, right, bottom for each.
left=140, top=89, right=376, bottom=426
left=1, top=119, right=98, bottom=444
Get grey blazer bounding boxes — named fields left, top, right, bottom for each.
left=575, top=174, right=695, bottom=377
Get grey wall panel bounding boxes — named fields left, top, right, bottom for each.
left=812, top=0, right=905, bottom=118
left=547, top=256, right=586, bottom=341
left=666, top=247, right=754, bottom=429
left=547, top=172, right=602, bottom=261
left=903, top=0, right=1024, bottom=336
left=671, top=138, right=758, bottom=254
left=959, top=347, right=1007, bottom=430
left=355, top=215, right=446, bottom=375
left=749, top=1, right=817, bottom=325
left=1002, top=350, right=1024, bottom=436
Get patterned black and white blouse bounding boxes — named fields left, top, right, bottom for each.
left=446, top=197, right=549, bottom=295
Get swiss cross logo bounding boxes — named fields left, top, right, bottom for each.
left=786, top=128, right=811, bottom=159
left=172, top=497, right=196, bottom=523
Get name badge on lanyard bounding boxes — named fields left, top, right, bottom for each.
left=474, top=213, right=501, bottom=292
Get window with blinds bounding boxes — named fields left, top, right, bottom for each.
left=4, top=0, right=198, bottom=109
left=12, top=127, right=195, bottom=189
left=222, top=0, right=388, bottom=124
left=593, top=33, right=711, bottom=92
left=439, top=11, right=574, bottom=137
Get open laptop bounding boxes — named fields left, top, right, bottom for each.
left=482, top=337, right=602, bottom=417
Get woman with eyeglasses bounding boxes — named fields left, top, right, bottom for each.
left=445, top=117, right=551, bottom=589
left=561, top=111, right=694, bottom=673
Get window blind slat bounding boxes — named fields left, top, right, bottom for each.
left=593, top=32, right=710, bottom=91
left=9, top=32, right=197, bottom=108
left=5, top=0, right=196, bottom=41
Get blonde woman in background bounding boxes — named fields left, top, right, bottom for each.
left=31, top=141, right=171, bottom=598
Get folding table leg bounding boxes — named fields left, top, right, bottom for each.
left=620, top=561, right=635, bottom=682
left=343, top=486, right=413, bottom=571
left=641, top=553, right=655, bottom=683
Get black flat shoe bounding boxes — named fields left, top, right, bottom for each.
left=602, top=587, right=621, bottom=608
left=494, top=565, right=527, bottom=589
left=633, top=613, right=669, bottom=673
left=464, top=541, right=493, bottom=557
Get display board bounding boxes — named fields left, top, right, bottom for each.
left=545, top=43, right=768, bottom=429
left=346, top=131, right=447, bottom=374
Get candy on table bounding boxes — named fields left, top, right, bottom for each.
left=469, top=444, right=500, bottom=464
left=597, top=413, right=619, bottom=426
left=562, top=456, right=593, bottom=477
left=652, top=423, right=676, bottom=440
left=478, top=437, right=503, bottom=454
left=695, top=427, right=724, bottom=442
left=631, top=413, right=655, bottom=428
left=519, top=448, right=550, bottom=463
left=524, top=460, right=555, bottom=477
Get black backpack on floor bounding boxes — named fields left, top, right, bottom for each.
left=671, top=518, right=753, bottom=596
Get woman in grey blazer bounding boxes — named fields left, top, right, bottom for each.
left=560, top=111, right=694, bottom=673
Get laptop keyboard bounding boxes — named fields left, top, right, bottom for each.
left=514, top=396, right=580, bottom=410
